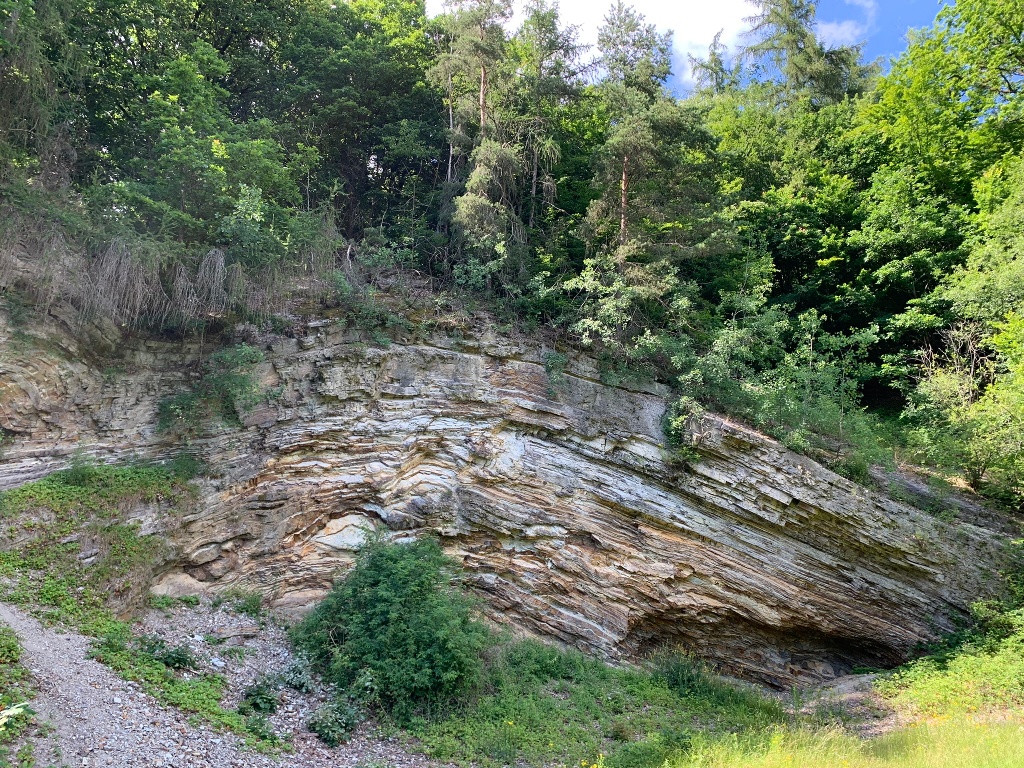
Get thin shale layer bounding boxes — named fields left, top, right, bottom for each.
left=0, top=314, right=1010, bottom=686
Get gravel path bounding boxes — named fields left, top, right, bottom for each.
left=0, top=602, right=435, bottom=768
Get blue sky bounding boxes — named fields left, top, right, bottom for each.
left=815, top=0, right=951, bottom=65
left=424, top=0, right=954, bottom=91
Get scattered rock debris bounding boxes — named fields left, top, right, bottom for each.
left=0, top=601, right=437, bottom=768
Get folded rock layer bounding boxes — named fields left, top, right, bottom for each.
left=0, top=316, right=1008, bottom=685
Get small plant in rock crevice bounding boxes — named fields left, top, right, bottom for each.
left=157, top=344, right=266, bottom=437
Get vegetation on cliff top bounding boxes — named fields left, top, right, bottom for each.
left=1, top=0, right=1022, bottom=505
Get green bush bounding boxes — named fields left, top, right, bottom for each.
left=224, top=589, right=264, bottom=619
left=280, top=656, right=316, bottom=693
left=134, top=635, right=199, bottom=670
left=0, top=627, right=21, bottom=666
left=158, top=344, right=265, bottom=435
left=307, top=699, right=362, bottom=746
left=239, top=677, right=280, bottom=715
left=292, top=539, right=490, bottom=720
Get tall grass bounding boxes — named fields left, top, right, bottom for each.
left=874, top=630, right=1024, bottom=717
left=413, top=642, right=786, bottom=768
left=674, top=719, right=1024, bottom=768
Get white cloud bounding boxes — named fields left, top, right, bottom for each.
left=844, top=0, right=878, bottom=23
left=425, top=0, right=755, bottom=89
left=818, top=19, right=864, bottom=47
left=817, top=0, right=877, bottom=48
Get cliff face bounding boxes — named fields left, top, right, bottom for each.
left=0, top=312, right=1009, bottom=686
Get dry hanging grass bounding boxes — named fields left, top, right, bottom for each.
left=81, top=239, right=169, bottom=330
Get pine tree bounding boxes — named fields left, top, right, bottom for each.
left=742, top=0, right=870, bottom=105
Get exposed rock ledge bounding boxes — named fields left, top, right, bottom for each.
left=0, top=313, right=1010, bottom=686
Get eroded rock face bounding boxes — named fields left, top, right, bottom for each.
left=0, top=314, right=1010, bottom=686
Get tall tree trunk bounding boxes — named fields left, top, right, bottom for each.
left=479, top=64, right=488, bottom=133
left=529, top=141, right=539, bottom=229
left=619, top=154, right=629, bottom=245
left=446, top=74, right=455, bottom=183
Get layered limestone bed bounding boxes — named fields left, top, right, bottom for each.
left=0, top=312, right=1009, bottom=685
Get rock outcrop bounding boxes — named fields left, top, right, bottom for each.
left=0, top=312, right=1010, bottom=686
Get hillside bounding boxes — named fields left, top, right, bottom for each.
left=1, top=0, right=1024, bottom=766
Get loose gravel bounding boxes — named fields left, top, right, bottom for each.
left=0, top=601, right=437, bottom=768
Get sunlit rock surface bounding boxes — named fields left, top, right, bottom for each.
left=0, top=314, right=1008, bottom=685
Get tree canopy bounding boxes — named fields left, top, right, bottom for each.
left=2, top=0, right=1023, bottom=504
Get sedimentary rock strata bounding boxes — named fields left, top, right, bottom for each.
left=0, top=314, right=1009, bottom=685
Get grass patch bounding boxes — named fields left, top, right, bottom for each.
left=220, top=588, right=265, bottom=620
left=874, top=602, right=1024, bottom=717
left=0, top=624, right=36, bottom=765
left=669, top=564, right=1024, bottom=768
left=411, top=642, right=785, bottom=768
left=0, top=459, right=281, bottom=750
left=671, top=719, right=1024, bottom=768
left=0, top=457, right=193, bottom=519
left=88, top=628, right=281, bottom=750
left=0, top=456, right=195, bottom=626
left=874, top=561, right=1024, bottom=719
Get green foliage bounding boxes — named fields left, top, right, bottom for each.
left=239, top=677, right=280, bottom=715
left=543, top=351, right=568, bottom=394
left=292, top=539, right=490, bottom=720
left=414, top=639, right=785, bottom=768
left=0, top=629, right=20, bottom=667
left=667, top=721, right=1024, bottom=768
left=900, top=152, right=1024, bottom=502
left=150, top=594, right=200, bottom=612
left=0, top=459, right=195, bottom=637
left=242, top=714, right=281, bottom=747
left=743, top=0, right=873, bottom=106
left=279, top=656, right=317, bottom=694
left=0, top=623, right=35, bottom=758
left=218, top=588, right=264, bottom=619
left=0, top=455, right=202, bottom=758
left=0, top=456, right=191, bottom=518
left=330, top=277, right=414, bottom=345
left=4, top=0, right=1024, bottom=504
left=90, top=629, right=278, bottom=748
left=221, top=646, right=249, bottom=662
left=652, top=652, right=772, bottom=714
left=158, top=345, right=265, bottom=436
left=307, top=699, right=362, bottom=747
left=134, top=635, right=199, bottom=671
left=871, top=554, right=1024, bottom=720
left=657, top=288, right=886, bottom=474
left=877, top=635, right=1024, bottom=717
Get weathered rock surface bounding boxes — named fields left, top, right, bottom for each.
left=0, top=312, right=1011, bottom=686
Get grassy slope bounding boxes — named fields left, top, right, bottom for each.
left=410, top=630, right=1024, bottom=768
left=670, top=602, right=1024, bottom=768
left=0, top=460, right=283, bottom=749
left=411, top=643, right=787, bottom=768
